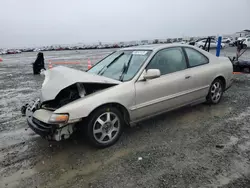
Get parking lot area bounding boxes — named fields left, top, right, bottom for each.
left=1, top=47, right=250, bottom=188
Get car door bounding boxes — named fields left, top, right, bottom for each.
left=182, top=47, right=212, bottom=99
left=133, top=47, right=195, bottom=121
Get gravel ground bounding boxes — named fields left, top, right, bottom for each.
left=0, top=47, right=250, bottom=188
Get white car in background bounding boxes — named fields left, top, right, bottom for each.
left=0, top=50, right=7, bottom=55
left=33, top=48, right=41, bottom=52
left=243, top=38, right=250, bottom=48
left=222, top=37, right=232, bottom=43
left=195, top=39, right=225, bottom=49
left=237, top=35, right=250, bottom=41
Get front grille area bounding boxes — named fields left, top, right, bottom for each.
left=32, top=118, right=54, bottom=132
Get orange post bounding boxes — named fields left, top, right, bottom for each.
left=48, top=61, right=53, bottom=69
left=87, top=60, right=92, bottom=70
left=0, top=57, right=2, bottom=62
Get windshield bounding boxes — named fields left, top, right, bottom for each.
left=88, top=50, right=151, bottom=81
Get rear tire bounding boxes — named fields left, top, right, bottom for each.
left=86, top=106, right=124, bottom=148
left=206, top=79, right=224, bottom=104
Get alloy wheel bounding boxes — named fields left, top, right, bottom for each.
left=93, top=112, right=120, bottom=144
left=210, top=82, right=222, bottom=103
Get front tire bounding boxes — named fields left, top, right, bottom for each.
left=206, top=79, right=224, bottom=104
left=86, top=106, right=124, bottom=148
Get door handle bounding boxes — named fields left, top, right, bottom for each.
left=185, top=75, right=191, bottom=79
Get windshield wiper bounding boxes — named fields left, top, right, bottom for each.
left=119, top=54, right=133, bottom=81
left=97, top=52, right=124, bottom=75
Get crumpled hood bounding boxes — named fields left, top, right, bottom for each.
left=41, top=66, right=121, bottom=101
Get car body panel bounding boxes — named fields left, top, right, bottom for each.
left=133, top=68, right=204, bottom=120
left=54, top=81, right=136, bottom=120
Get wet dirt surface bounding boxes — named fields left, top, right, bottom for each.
left=1, top=47, right=250, bottom=188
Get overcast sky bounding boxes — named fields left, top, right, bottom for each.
left=0, top=0, right=249, bottom=48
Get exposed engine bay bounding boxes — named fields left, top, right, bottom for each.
left=21, top=82, right=117, bottom=141
left=21, top=66, right=121, bottom=141
left=41, top=82, right=115, bottom=111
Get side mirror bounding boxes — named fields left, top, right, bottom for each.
left=143, top=69, right=161, bottom=80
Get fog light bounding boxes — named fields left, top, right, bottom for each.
left=49, top=114, right=69, bottom=124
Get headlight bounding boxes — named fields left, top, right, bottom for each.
left=49, top=114, right=69, bottom=124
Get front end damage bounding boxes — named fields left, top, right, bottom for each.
left=22, top=66, right=120, bottom=141
left=25, top=100, right=75, bottom=141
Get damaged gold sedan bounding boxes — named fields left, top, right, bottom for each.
left=22, top=44, right=233, bottom=148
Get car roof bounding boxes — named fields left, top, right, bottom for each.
left=121, top=43, right=193, bottom=51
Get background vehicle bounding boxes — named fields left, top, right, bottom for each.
left=0, top=50, right=7, bottom=55
left=222, top=37, right=232, bottom=43
left=23, top=44, right=233, bottom=148
left=237, top=36, right=250, bottom=41
left=229, top=40, right=236, bottom=47
left=195, top=39, right=225, bottom=49
left=189, top=37, right=217, bottom=46
left=230, top=38, right=247, bottom=47
left=243, top=38, right=250, bottom=48
left=189, top=38, right=207, bottom=45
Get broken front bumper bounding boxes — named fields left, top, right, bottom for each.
left=27, top=111, right=55, bottom=139
left=23, top=99, right=75, bottom=141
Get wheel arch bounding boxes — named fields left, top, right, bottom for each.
left=87, top=102, right=131, bottom=126
left=213, top=75, right=226, bottom=90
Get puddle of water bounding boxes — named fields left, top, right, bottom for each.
left=228, top=136, right=239, bottom=146
left=39, top=148, right=131, bottom=188
left=0, top=168, right=36, bottom=188
left=208, top=173, right=240, bottom=187
left=1, top=146, right=131, bottom=188
left=238, top=141, right=250, bottom=151
left=218, top=175, right=232, bottom=186
left=176, top=105, right=232, bottom=128
left=0, top=128, right=37, bottom=149
left=228, top=107, right=250, bottom=121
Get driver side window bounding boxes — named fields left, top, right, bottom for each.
left=147, top=47, right=187, bottom=75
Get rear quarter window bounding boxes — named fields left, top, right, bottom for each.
left=184, top=47, right=209, bottom=67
